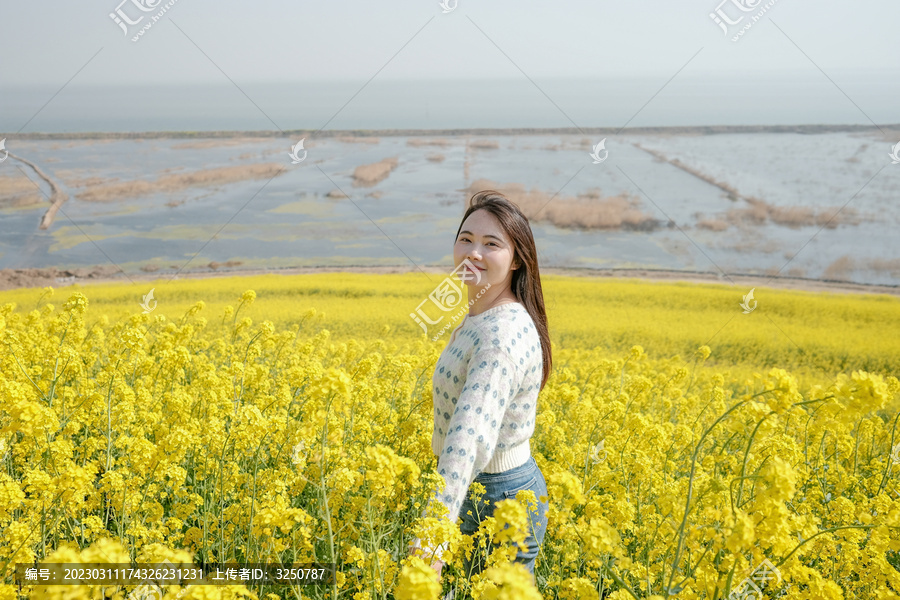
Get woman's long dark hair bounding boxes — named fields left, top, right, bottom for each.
left=456, top=190, right=553, bottom=391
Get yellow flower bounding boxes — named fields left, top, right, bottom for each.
left=395, top=557, right=441, bottom=600
left=476, top=562, right=541, bottom=600
left=365, top=444, right=421, bottom=497
left=547, top=469, right=585, bottom=513
left=760, top=456, right=797, bottom=502
left=579, top=516, right=621, bottom=558
left=764, top=367, right=802, bottom=413
left=557, top=576, right=599, bottom=600
left=345, top=545, right=367, bottom=568
left=79, top=537, right=131, bottom=563
left=847, top=370, right=892, bottom=413
left=0, top=271, right=893, bottom=600
left=63, top=292, right=89, bottom=315
left=491, top=499, right=529, bottom=550
left=0, top=472, right=24, bottom=523
left=724, top=508, right=756, bottom=553
left=0, top=584, right=18, bottom=600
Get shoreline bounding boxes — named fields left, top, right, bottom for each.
left=2, top=123, right=897, bottom=140
left=1, top=264, right=897, bottom=296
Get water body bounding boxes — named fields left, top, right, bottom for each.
left=1, top=72, right=897, bottom=133
left=1, top=130, right=897, bottom=286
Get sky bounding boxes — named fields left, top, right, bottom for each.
left=0, top=0, right=897, bottom=86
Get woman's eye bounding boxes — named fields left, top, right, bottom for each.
left=458, top=238, right=497, bottom=247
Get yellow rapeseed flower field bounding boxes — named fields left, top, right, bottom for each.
left=0, top=273, right=898, bottom=599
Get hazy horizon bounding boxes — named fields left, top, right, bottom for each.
left=1, top=1, right=898, bottom=132
left=2, top=72, right=897, bottom=133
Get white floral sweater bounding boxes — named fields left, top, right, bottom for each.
left=410, top=301, right=544, bottom=562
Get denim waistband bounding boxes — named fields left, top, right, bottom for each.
left=474, top=455, right=536, bottom=484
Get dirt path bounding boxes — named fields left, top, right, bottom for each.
left=1, top=264, right=897, bottom=296
left=6, top=152, right=69, bottom=229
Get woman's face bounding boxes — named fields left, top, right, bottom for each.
left=453, top=209, right=518, bottom=290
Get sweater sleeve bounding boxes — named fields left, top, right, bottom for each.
left=430, top=344, right=518, bottom=528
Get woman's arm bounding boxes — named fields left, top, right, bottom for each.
left=432, top=345, right=519, bottom=526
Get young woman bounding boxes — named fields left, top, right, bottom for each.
left=409, top=190, right=553, bottom=586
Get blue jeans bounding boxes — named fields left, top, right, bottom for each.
left=457, top=456, right=549, bottom=578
